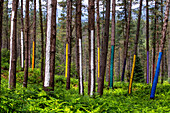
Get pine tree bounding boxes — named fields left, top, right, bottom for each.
left=8, top=0, right=19, bottom=89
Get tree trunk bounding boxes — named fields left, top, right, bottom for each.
left=44, top=0, right=57, bottom=91
left=66, top=0, right=72, bottom=90
left=39, top=0, right=44, bottom=83
left=96, top=0, right=100, bottom=81
left=152, top=0, right=157, bottom=84
left=23, top=0, right=29, bottom=88
left=109, top=0, right=116, bottom=88
left=146, top=0, right=149, bottom=84
left=121, top=0, right=132, bottom=82
left=150, top=0, right=169, bottom=99
left=128, top=0, right=143, bottom=94
left=21, top=0, right=24, bottom=70
left=97, top=0, right=110, bottom=96
left=5, top=0, right=9, bottom=50
left=8, top=0, right=19, bottom=89
left=88, top=0, right=95, bottom=96
left=77, top=0, right=84, bottom=95
left=32, top=0, right=36, bottom=70
left=0, top=0, right=4, bottom=87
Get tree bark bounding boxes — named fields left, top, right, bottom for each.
left=8, top=0, right=19, bottom=89
left=21, top=0, right=24, bottom=70
left=39, top=0, right=44, bottom=83
left=96, top=0, right=100, bottom=82
left=77, top=0, right=84, bottom=95
left=97, top=0, right=110, bottom=96
left=44, top=0, right=57, bottom=91
left=128, top=0, right=143, bottom=94
left=66, top=0, right=72, bottom=90
left=150, top=0, right=169, bottom=99
left=5, top=0, right=9, bottom=50
left=0, top=0, right=4, bottom=87
left=121, top=0, right=132, bottom=82
left=146, top=0, right=149, bottom=84
left=152, top=0, right=157, bottom=84
left=32, top=0, right=36, bottom=70
left=23, top=0, right=30, bottom=88
left=109, top=0, right=116, bottom=88
left=168, top=38, right=170, bottom=83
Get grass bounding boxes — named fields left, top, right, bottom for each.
left=0, top=69, right=170, bottom=112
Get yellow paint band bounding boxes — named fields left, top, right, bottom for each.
left=65, top=43, right=68, bottom=78
left=98, top=47, right=100, bottom=78
left=128, top=55, right=136, bottom=94
left=32, top=41, right=35, bottom=71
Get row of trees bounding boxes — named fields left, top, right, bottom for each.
left=0, top=0, right=169, bottom=98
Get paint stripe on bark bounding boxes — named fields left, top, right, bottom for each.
left=90, top=30, right=94, bottom=96
left=21, top=31, right=24, bottom=68
left=79, top=39, right=83, bottom=95
left=9, top=11, right=15, bottom=88
left=44, top=0, right=52, bottom=87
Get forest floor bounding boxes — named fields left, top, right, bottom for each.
left=0, top=69, right=170, bottom=112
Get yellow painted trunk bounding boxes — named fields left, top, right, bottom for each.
left=32, top=41, right=35, bottom=71
left=128, top=55, right=136, bottom=94
left=65, top=43, right=68, bottom=78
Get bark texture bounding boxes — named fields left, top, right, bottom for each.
left=9, top=0, right=19, bottom=89
left=97, top=0, right=110, bottom=95
left=23, top=0, right=30, bottom=88
left=66, top=0, right=72, bottom=90
left=0, top=0, right=4, bottom=87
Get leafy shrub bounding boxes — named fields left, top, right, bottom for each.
left=1, top=48, right=10, bottom=70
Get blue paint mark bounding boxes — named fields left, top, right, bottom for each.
left=110, top=45, right=114, bottom=88
left=150, top=52, right=162, bottom=99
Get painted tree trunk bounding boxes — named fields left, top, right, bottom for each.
left=146, top=0, right=149, bottom=84
left=23, top=0, right=29, bottom=88
left=77, top=0, right=84, bottom=95
left=44, top=0, right=57, bottom=91
left=39, top=0, right=44, bottom=83
left=150, top=0, right=169, bottom=98
left=96, top=0, right=100, bottom=79
left=66, top=0, right=72, bottom=90
left=8, top=0, right=19, bottom=89
left=32, top=0, right=36, bottom=70
left=0, top=0, right=4, bottom=87
left=128, top=0, right=142, bottom=94
left=109, top=0, right=115, bottom=88
left=97, top=0, right=110, bottom=95
left=121, top=0, right=132, bottom=82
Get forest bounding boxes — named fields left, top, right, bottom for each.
left=0, top=0, right=170, bottom=112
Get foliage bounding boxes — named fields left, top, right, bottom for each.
left=0, top=75, right=170, bottom=112
left=1, top=48, right=10, bottom=70
left=134, top=55, right=145, bottom=83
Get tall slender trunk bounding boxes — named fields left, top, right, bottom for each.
left=109, top=0, right=115, bottom=88
left=9, top=0, right=19, bottom=89
left=150, top=0, right=169, bottom=98
left=39, top=0, right=44, bottom=83
left=0, top=0, right=4, bottom=87
left=97, top=0, right=110, bottom=95
left=128, top=0, right=143, bottom=94
left=152, top=0, right=157, bottom=84
left=5, top=0, right=9, bottom=50
left=66, top=0, right=72, bottom=90
left=77, top=0, right=84, bottom=95
left=23, top=0, right=30, bottom=88
left=146, top=0, right=149, bottom=84
left=121, top=0, right=132, bottom=81
left=88, top=0, right=95, bottom=96
left=21, top=0, right=24, bottom=70
left=32, top=0, right=36, bottom=70
left=44, top=0, right=57, bottom=91
left=88, top=0, right=91, bottom=95
left=96, top=0, right=100, bottom=81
